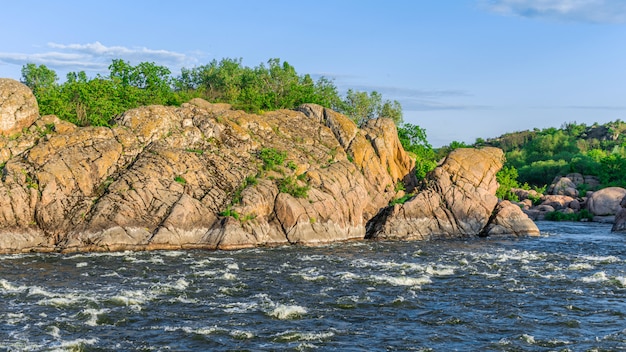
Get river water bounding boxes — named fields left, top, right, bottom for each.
left=0, top=222, right=625, bottom=351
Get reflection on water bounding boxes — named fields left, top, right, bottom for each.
left=0, top=221, right=624, bottom=350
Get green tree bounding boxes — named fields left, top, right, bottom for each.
left=341, top=89, right=402, bottom=126
left=496, top=166, right=520, bottom=201
left=20, top=63, right=58, bottom=97
left=397, top=123, right=437, bottom=179
left=599, top=154, right=626, bottom=187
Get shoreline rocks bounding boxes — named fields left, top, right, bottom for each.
left=0, top=79, right=539, bottom=254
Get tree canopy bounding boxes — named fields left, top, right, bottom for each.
left=20, top=58, right=404, bottom=130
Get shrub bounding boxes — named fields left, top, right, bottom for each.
left=278, top=176, right=309, bottom=198
left=260, top=148, right=287, bottom=171
left=496, top=166, right=520, bottom=201
left=219, top=207, right=240, bottom=220
left=390, top=193, right=413, bottom=206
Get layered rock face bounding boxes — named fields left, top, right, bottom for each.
left=0, top=79, right=538, bottom=253
left=366, top=147, right=540, bottom=240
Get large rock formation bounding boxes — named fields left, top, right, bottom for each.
left=366, top=147, right=540, bottom=240
left=0, top=80, right=538, bottom=253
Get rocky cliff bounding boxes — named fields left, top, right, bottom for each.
left=0, top=79, right=538, bottom=253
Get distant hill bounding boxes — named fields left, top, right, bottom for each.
left=474, top=120, right=626, bottom=187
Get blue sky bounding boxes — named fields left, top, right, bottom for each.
left=1, top=0, right=625, bottom=147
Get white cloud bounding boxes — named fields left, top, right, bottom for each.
left=483, top=0, right=626, bottom=23
left=0, top=41, right=199, bottom=75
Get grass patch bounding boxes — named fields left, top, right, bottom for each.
left=544, top=209, right=593, bottom=222
left=389, top=193, right=413, bottom=206
left=185, top=148, right=204, bottom=155
left=260, top=148, right=287, bottom=171
left=174, top=175, right=187, bottom=185
left=219, top=207, right=240, bottom=220
left=278, top=176, right=309, bottom=198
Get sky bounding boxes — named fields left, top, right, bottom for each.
left=1, top=0, right=626, bottom=147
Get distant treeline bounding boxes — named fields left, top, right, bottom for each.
left=476, top=121, right=626, bottom=188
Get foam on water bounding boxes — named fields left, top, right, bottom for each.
left=164, top=325, right=225, bottom=335
left=3, top=312, right=26, bottom=325
left=335, top=271, right=359, bottom=281
left=46, top=325, right=61, bottom=339
left=581, top=271, right=609, bottom=283
left=110, top=289, right=152, bottom=309
left=0, top=279, right=26, bottom=293
left=269, top=304, right=308, bottom=319
left=371, top=274, right=432, bottom=287
left=568, top=263, right=594, bottom=270
left=159, top=278, right=190, bottom=292
left=123, top=254, right=165, bottom=265
left=230, top=329, right=255, bottom=339
left=425, top=265, right=455, bottom=276
left=79, top=308, right=110, bottom=326
left=521, top=334, right=536, bottom=344
left=223, top=301, right=260, bottom=313
left=274, top=330, right=335, bottom=342
left=161, top=251, right=185, bottom=257
left=100, top=271, right=121, bottom=278
left=32, top=288, right=99, bottom=308
left=48, top=338, right=99, bottom=352
left=222, top=272, right=237, bottom=280
left=294, top=267, right=326, bottom=281
left=579, top=255, right=622, bottom=263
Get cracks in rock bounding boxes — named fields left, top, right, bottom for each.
left=147, top=191, right=185, bottom=244
left=479, top=205, right=499, bottom=238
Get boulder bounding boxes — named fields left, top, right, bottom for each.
left=566, top=173, right=585, bottom=186
left=548, top=176, right=578, bottom=197
left=511, top=188, right=540, bottom=202
left=481, top=201, right=540, bottom=237
left=0, top=79, right=39, bottom=136
left=568, top=199, right=581, bottom=211
left=366, top=147, right=536, bottom=240
left=538, top=195, right=575, bottom=210
left=586, top=187, right=626, bottom=216
left=584, top=175, right=600, bottom=190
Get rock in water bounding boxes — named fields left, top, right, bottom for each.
left=0, top=79, right=39, bottom=136
left=366, top=147, right=539, bottom=240
left=611, top=195, right=626, bottom=232
left=481, top=200, right=540, bottom=237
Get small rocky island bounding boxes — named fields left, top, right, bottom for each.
left=0, top=78, right=539, bottom=254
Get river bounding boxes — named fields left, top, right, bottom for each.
left=1, top=222, right=624, bottom=351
